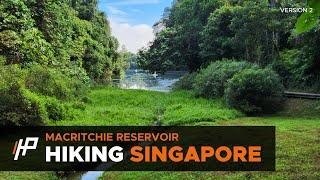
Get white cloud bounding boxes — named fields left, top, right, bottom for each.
left=110, top=20, right=154, bottom=53
left=102, top=2, right=157, bottom=53
left=106, top=5, right=130, bottom=24
left=106, top=6, right=127, bottom=15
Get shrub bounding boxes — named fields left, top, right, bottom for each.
left=72, top=101, right=86, bottom=110
left=0, top=84, right=48, bottom=126
left=272, top=49, right=320, bottom=92
left=271, top=49, right=304, bottom=88
left=0, top=64, right=25, bottom=89
left=194, top=60, right=257, bottom=98
left=0, top=65, right=75, bottom=124
left=0, top=55, right=6, bottom=65
left=25, top=65, right=87, bottom=100
left=172, top=73, right=197, bottom=90
left=45, top=97, right=70, bottom=121
left=20, top=28, right=55, bottom=65
left=225, top=68, right=285, bottom=114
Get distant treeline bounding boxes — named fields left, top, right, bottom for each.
left=137, top=0, right=320, bottom=91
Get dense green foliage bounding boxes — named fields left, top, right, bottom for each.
left=45, top=97, right=71, bottom=121
left=174, top=60, right=285, bottom=114
left=0, top=0, right=126, bottom=81
left=295, top=0, right=320, bottom=34
left=137, top=29, right=179, bottom=73
left=176, top=60, right=285, bottom=114
left=193, top=60, right=256, bottom=98
left=138, top=0, right=224, bottom=72
left=25, top=65, right=87, bottom=100
left=138, top=0, right=319, bottom=92
left=0, top=64, right=76, bottom=125
left=172, top=72, right=197, bottom=91
left=0, top=0, right=128, bottom=125
left=225, top=68, right=284, bottom=114
left=0, top=85, right=47, bottom=126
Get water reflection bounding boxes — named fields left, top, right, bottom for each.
left=114, top=69, right=186, bottom=92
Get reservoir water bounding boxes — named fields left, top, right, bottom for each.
left=115, top=69, right=186, bottom=92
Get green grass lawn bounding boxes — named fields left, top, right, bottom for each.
left=1, top=87, right=319, bottom=180
left=0, top=172, right=58, bottom=180
left=102, top=117, right=319, bottom=180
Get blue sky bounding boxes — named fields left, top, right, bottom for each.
left=99, top=0, right=173, bottom=26
left=98, top=0, right=173, bottom=53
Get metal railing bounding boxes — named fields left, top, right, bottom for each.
left=284, top=91, right=320, bottom=100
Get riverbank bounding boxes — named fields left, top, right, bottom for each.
left=1, top=87, right=319, bottom=179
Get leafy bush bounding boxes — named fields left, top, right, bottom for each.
left=0, top=84, right=48, bottom=126
left=20, top=28, right=55, bottom=65
left=225, top=68, right=285, bottom=114
left=25, top=65, right=87, bottom=100
left=271, top=49, right=305, bottom=88
left=0, top=65, right=82, bottom=124
left=72, top=101, right=86, bottom=110
left=172, top=73, right=197, bottom=90
left=194, top=60, right=257, bottom=98
left=0, top=64, right=25, bottom=89
left=45, top=97, right=70, bottom=121
left=272, top=49, right=320, bottom=92
left=0, top=55, right=5, bottom=65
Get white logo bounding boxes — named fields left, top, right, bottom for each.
left=13, top=137, right=39, bottom=160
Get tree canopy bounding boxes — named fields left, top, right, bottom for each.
left=0, top=0, right=130, bottom=125
left=0, top=0, right=127, bottom=82
left=138, top=0, right=319, bottom=90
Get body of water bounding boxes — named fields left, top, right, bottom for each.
left=115, top=69, right=186, bottom=92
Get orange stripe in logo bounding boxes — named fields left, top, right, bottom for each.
left=12, top=141, right=18, bottom=155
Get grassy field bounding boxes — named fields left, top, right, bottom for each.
left=101, top=117, right=319, bottom=180
left=1, top=87, right=319, bottom=180
left=0, top=172, right=58, bottom=180
left=50, top=87, right=242, bottom=126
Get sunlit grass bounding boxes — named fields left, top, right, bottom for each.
left=101, top=117, right=320, bottom=180
left=49, top=87, right=242, bottom=126
left=0, top=172, right=58, bottom=180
